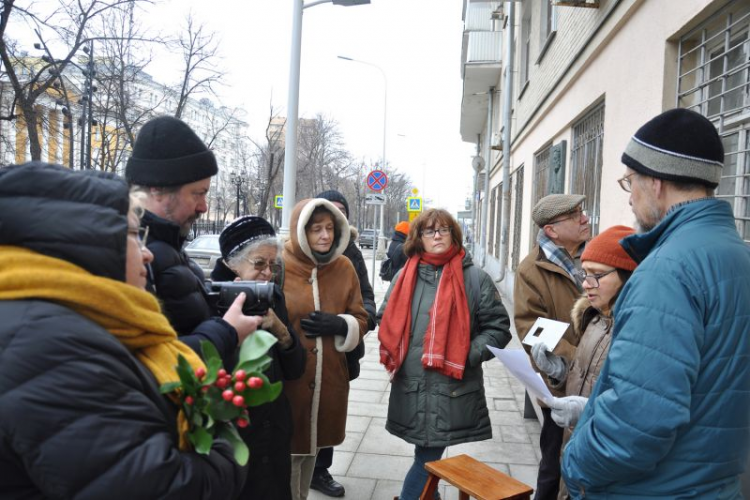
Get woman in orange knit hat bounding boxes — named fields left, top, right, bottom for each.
left=531, top=225, right=637, bottom=499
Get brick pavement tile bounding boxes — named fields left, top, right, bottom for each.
left=446, top=440, right=539, bottom=465
left=350, top=378, right=390, bottom=392
left=346, top=415, right=372, bottom=433
left=358, top=418, right=413, bottom=456
left=329, top=450, right=354, bottom=476
left=349, top=388, right=386, bottom=404
left=497, top=424, right=532, bottom=443
left=493, top=397, right=519, bottom=411
left=489, top=409, right=527, bottom=426
left=338, top=431, right=364, bottom=453
left=347, top=453, right=414, bottom=481
left=509, top=464, right=539, bottom=491
left=356, top=368, right=390, bottom=381
left=370, top=479, right=408, bottom=500
left=347, top=401, right=389, bottom=419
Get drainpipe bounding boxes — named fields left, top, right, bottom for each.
left=471, top=135, right=481, bottom=256
left=496, top=1, right=515, bottom=283
left=479, top=86, right=494, bottom=267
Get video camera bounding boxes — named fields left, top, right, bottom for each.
left=208, top=281, right=276, bottom=316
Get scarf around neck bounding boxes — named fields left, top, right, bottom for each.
left=378, top=245, right=471, bottom=380
left=0, top=246, right=205, bottom=450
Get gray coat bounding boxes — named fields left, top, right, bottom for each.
left=377, top=254, right=511, bottom=447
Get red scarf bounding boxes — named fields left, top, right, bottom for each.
left=378, top=245, right=471, bottom=380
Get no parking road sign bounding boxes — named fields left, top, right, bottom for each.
left=366, top=170, right=388, bottom=192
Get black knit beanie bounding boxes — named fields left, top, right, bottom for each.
left=316, top=190, right=349, bottom=218
left=621, top=108, right=724, bottom=188
left=219, top=216, right=276, bottom=260
left=125, top=116, right=218, bottom=187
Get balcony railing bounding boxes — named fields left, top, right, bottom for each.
left=465, top=30, right=502, bottom=65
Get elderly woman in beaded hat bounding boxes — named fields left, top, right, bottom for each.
left=212, top=215, right=306, bottom=500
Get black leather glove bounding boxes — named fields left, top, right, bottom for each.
left=300, top=311, right=347, bottom=338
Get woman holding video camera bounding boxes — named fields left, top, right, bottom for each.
left=212, top=216, right=306, bottom=500
left=281, top=198, right=369, bottom=500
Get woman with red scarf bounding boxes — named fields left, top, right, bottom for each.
left=378, top=209, right=512, bottom=500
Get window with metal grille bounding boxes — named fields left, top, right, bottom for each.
left=569, top=103, right=605, bottom=236
left=677, top=0, right=750, bottom=243
left=512, top=165, right=525, bottom=270
left=531, top=144, right=552, bottom=246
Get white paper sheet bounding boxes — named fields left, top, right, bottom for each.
left=487, top=346, right=553, bottom=403
left=520, top=317, right=570, bottom=351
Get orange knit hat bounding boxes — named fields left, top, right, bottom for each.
left=581, top=225, right=637, bottom=271
left=394, top=221, right=410, bottom=234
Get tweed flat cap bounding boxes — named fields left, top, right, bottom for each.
left=532, top=194, right=586, bottom=227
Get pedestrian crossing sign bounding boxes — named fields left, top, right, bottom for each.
left=406, top=197, right=423, bottom=213
left=274, top=195, right=283, bottom=209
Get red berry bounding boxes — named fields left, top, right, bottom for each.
left=218, top=369, right=227, bottom=378
left=184, top=395, right=194, bottom=405
left=201, top=385, right=210, bottom=393
left=232, top=395, right=245, bottom=407
left=234, top=381, right=246, bottom=392
left=222, top=389, right=234, bottom=402
left=216, top=377, right=228, bottom=389
left=234, top=370, right=246, bottom=381
left=236, top=418, right=249, bottom=428
left=248, top=377, right=264, bottom=389
left=195, top=367, right=206, bottom=379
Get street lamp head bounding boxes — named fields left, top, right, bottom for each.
left=471, top=155, right=485, bottom=172
left=331, top=0, right=370, bottom=5
left=337, top=55, right=354, bottom=61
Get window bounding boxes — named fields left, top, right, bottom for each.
left=512, top=165, right=525, bottom=270
left=678, top=0, right=750, bottom=243
left=569, top=103, right=605, bottom=236
left=520, top=7, right=532, bottom=89
left=539, top=0, right=558, bottom=61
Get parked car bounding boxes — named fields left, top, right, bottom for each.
left=184, top=234, right=221, bottom=275
left=359, top=228, right=377, bottom=249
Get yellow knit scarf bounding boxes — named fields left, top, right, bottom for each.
left=0, top=246, right=205, bottom=450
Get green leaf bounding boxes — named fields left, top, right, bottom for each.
left=206, top=399, right=241, bottom=422
left=238, top=329, right=277, bottom=365
left=218, top=424, right=249, bottom=466
left=175, top=355, right=198, bottom=393
left=191, top=409, right=204, bottom=427
left=188, top=427, right=213, bottom=455
left=159, top=381, right=182, bottom=394
left=235, top=354, right=272, bottom=375
left=199, top=341, right=223, bottom=385
left=245, top=380, right=283, bottom=407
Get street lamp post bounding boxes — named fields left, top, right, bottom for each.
left=338, top=55, right=388, bottom=266
left=279, top=0, right=370, bottom=236
left=231, top=171, right=248, bottom=218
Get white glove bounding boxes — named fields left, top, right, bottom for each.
left=548, top=396, right=588, bottom=428
left=531, top=342, right=568, bottom=382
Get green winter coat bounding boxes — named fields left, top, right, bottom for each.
left=377, top=254, right=511, bottom=447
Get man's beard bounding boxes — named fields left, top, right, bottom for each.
left=178, top=214, right=199, bottom=237
left=634, top=199, right=663, bottom=234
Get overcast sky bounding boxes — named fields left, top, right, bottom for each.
left=11, top=0, right=476, bottom=213
left=145, top=0, right=476, bottom=213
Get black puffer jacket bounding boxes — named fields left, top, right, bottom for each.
left=387, top=230, right=408, bottom=275
left=0, top=162, right=245, bottom=499
left=143, top=210, right=238, bottom=366
left=343, top=229, right=376, bottom=380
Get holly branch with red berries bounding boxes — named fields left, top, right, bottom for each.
left=160, top=330, right=282, bottom=465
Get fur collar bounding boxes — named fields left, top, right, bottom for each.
left=287, top=198, right=350, bottom=266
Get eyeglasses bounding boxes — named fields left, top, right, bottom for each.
left=421, top=226, right=452, bottom=238
left=128, top=226, right=149, bottom=251
left=618, top=172, right=636, bottom=193
left=549, top=209, right=587, bottom=225
left=247, top=257, right=281, bottom=275
left=577, top=268, right=616, bottom=288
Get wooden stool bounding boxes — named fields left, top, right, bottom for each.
left=419, top=454, right=534, bottom=500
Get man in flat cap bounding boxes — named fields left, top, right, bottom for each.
left=126, top=115, right=262, bottom=367
left=563, top=109, right=750, bottom=498
left=513, top=193, right=590, bottom=500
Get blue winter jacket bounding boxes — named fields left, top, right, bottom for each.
left=562, top=198, right=750, bottom=499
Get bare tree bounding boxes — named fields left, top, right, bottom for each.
left=296, top=113, right=353, bottom=198
left=0, top=0, right=151, bottom=163
left=172, top=14, right=222, bottom=120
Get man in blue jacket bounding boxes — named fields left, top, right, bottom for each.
left=562, top=108, right=750, bottom=498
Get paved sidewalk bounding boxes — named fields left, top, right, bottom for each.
left=309, top=251, right=541, bottom=500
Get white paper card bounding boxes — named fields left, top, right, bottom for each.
left=521, top=317, right=570, bottom=351
left=487, top=346, right=553, bottom=403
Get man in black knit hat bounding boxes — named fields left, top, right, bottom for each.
left=563, top=108, right=750, bottom=498
left=311, top=189, right=376, bottom=498
left=126, top=115, right=262, bottom=367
